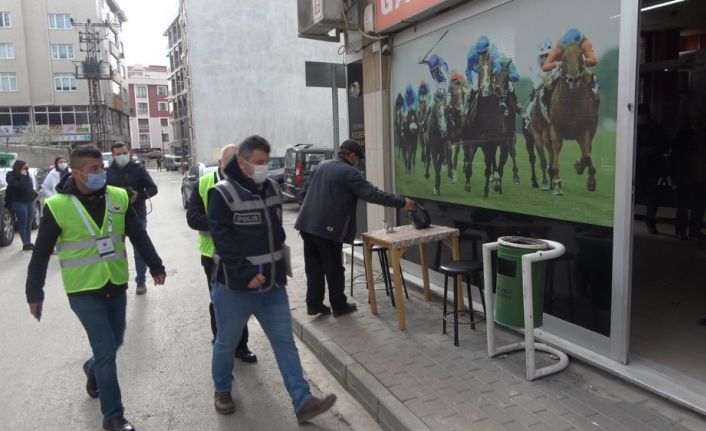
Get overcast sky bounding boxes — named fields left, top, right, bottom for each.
left=119, top=0, right=178, bottom=67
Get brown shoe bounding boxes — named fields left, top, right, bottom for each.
left=214, top=391, right=235, bottom=415
left=296, top=394, right=337, bottom=424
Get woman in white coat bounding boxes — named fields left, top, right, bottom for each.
left=40, top=156, right=70, bottom=198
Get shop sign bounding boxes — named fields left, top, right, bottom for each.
left=375, top=0, right=447, bottom=33
left=56, top=134, right=92, bottom=142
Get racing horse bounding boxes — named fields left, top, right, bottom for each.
left=446, top=77, right=467, bottom=184
left=461, top=59, right=502, bottom=197
left=394, top=94, right=407, bottom=165
left=424, top=91, right=449, bottom=195
left=546, top=42, right=600, bottom=195
left=493, top=59, right=521, bottom=190
left=522, top=85, right=552, bottom=191
left=402, top=107, right=420, bottom=174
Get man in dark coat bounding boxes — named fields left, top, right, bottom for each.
left=106, top=142, right=158, bottom=294
left=294, top=140, right=416, bottom=317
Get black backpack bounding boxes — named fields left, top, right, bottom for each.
left=408, top=203, right=431, bottom=229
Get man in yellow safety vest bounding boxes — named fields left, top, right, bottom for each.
left=25, top=145, right=166, bottom=431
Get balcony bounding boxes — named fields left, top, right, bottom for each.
left=111, top=69, right=122, bottom=85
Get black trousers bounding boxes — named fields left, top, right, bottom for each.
left=201, top=255, right=248, bottom=350
left=302, top=232, right=348, bottom=312
left=676, top=180, right=706, bottom=235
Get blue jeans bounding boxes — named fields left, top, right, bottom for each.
left=211, top=284, right=312, bottom=413
left=11, top=201, right=33, bottom=245
left=68, top=292, right=127, bottom=420
left=132, top=215, right=147, bottom=284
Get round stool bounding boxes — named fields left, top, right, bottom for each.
left=349, top=241, right=408, bottom=305
left=439, top=260, right=486, bottom=346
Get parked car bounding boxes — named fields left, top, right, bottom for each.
left=164, top=155, right=182, bottom=172
left=102, top=152, right=113, bottom=169
left=281, top=144, right=334, bottom=204
left=180, top=162, right=219, bottom=208
left=268, top=156, right=285, bottom=184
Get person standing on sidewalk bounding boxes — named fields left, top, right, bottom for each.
left=186, top=143, right=257, bottom=363
left=156, top=157, right=162, bottom=172
left=207, top=135, right=336, bottom=423
left=25, top=145, right=166, bottom=431
left=41, top=156, right=70, bottom=198
left=295, top=140, right=416, bottom=317
left=106, top=142, right=158, bottom=295
left=5, top=160, right=37, bottom=251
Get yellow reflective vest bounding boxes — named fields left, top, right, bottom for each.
left=198, top=172, right=216, bottom=258
left=45, top=186, right=129, bottom=293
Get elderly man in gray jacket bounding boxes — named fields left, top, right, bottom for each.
left=294, top=140, right=416, bottom=317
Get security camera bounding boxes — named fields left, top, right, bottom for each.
left=381, top=44, right=392, bottom=56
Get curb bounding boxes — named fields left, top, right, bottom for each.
left=292, top=313, right=430, bottom=431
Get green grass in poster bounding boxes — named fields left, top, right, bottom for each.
left=394, top=130, right=616, bottom=226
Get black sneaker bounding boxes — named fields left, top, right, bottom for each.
left=102, top=416, right=135, bottom=431
left=83, top=360, right=99, bottom=398
left=332, top=303, right=358, bottom=318
left=306, top=304, right=331, bottom=316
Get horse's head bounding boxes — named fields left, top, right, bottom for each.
left=560, top=43, right=585, bottom=88
left=478, top=58, right=493, bottom=97
left=406, top=109, right=419, bottom=135
left=494, top=60, right=512, bottom=99
left=430, top=96, right=448, bottom=138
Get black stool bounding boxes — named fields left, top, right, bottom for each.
left=434, top=231, right=483, bottom=270
left=349, top=241, right=408, bottom=305
left=439, top=260, right=486, bottom=346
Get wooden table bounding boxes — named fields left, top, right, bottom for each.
left=362, top=224, right=461, bottom=330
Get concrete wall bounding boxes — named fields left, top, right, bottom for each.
left=1, top=144, right=71, bottom=170
left=185, top=0, right=348, bottom=161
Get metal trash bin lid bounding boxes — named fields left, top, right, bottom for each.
left=497, top=236, right=549, bottom=250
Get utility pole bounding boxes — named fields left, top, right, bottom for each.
left=73, top=18, right=111, bottom=151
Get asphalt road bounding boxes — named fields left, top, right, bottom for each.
left=0, top=170, right=380, bottom=431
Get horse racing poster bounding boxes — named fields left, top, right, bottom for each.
left=391, top=0, right=620, bottom=227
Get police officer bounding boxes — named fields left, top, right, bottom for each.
left=186, top=144, right=256, bottom=363
left=207, top=136, right=336, bottom=423
left=26, top=145, right=166, bottom=431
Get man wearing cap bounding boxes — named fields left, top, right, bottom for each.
left=295, top=140, right=416, bottom=317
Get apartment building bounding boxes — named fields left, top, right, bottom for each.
left=164, top=12, right=191, bottom=158
left=127, top=64, right=171, bottom=151
left=0, top=0, right=130, bottom=149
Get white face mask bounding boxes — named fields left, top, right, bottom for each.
left=242, top=158, right=269, bottom=184
left=114, top=154, right=130, bottom=167
left=57, top=162, right=68, bottom=171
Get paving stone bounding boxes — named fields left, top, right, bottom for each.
left=378, top=393, right=431, bottom=431
left=560, top=413, right=602, bottom=431
left=388, top=383, right=418, bottom=402
left=614, top=401, right=660, bottom=424
left=646, top=417, right=689, bottom=431
left=528, top=423, right=558, bottom=431
left=505, top=405, right=542, bottom=427
left=471, top=418, right=515, bottom=431
left=405, top=397, right=448, bottom=419
left=534, top=409, right=575, bottom=431
left=581, top=413, right=629, bottom=431
left=558, top=395, right=598, bottom=418
left=479, top=403, right=516, bottom=425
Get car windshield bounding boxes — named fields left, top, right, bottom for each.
left=268, top=157, right=284, bottom=170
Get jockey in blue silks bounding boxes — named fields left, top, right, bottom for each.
left=420, top=53, right=450, bottom=97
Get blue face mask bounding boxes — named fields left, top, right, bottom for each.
left=84, top=172, right=106, bottom=192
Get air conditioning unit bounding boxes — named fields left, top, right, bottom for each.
left=298, top=0, right=361, bottom=42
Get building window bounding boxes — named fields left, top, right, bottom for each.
left=0, top=12, right=10, bottom=28
left=50, top=44, right=74, bottom=59
left=48, top=14, right=72, bottom=30
left=0, top=72, right=17, bottom=92
left=158, top=102, right=167, bottom=112
left=136, top=85, right=147, bottom=98
left=54, top=73, right=77, bottom=91
left=0, top=43, right=14, bottom=59
left=138, top=118, right=149, bottom=133
left=137, top=102, right=148, bottom=116
left=157, top=86, right=167, bottom=96
left=160, top=118, right=168, bottom=127
left=139, top=134, right=150, bottom=147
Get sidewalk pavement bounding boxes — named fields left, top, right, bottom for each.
left=286, top=269, right=706, bottom=431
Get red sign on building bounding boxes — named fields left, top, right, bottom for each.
left=375, top=0, right=447, bottom=33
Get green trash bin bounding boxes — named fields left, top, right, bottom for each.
left=0, top=152, right=17, bottom=168
left=495, top=236, right=549, bottom=328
